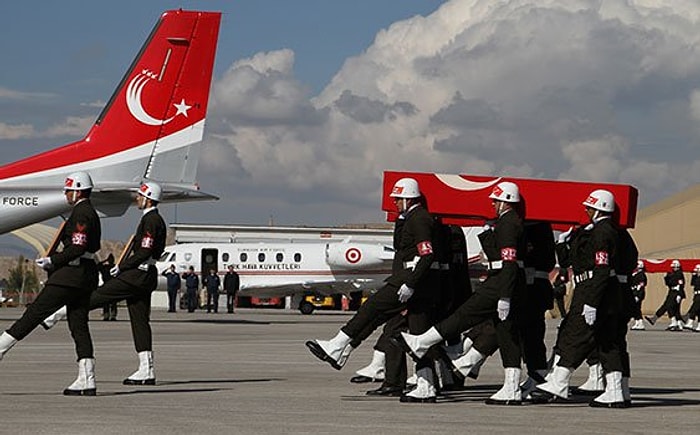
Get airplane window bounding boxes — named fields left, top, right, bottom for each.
left=258, top=253, right=265, bottom=262
left=170, top=253, right=176, bottom=261
left=276, top=253, right=284, bottom=262
left=158, top=252, right=170, bottom=262
left=222, top=253, right=229, bottom=262
left=240, top=253, right=248, bottom=262
left=294, top=252, right=302, bottom=262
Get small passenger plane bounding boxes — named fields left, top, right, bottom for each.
left=0, top=9, right=221, bottom=235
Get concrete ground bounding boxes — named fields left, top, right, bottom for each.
left=0, top=307, right=699, bottom=434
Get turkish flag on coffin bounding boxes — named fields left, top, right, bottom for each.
left=382, top=171, right=639, bottom=230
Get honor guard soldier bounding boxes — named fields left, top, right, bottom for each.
left=682, top=265, right=700, bottom=331
left=533, top=189, right=625, bottom=408
left=392, top=181, right=527, bottom=405
left=0, top=171, right=101, bottom=396
left=629, top=261, right=647, bottom=330
left=306, top=177, right=440, bottom=403
left=646, top=260, right=685, bottom=330
left=40, top=181, right=167, bottom=385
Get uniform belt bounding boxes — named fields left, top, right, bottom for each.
left=694, top=290, right=700, bottom=295
left=138, top=259, right=157, bottom=272
left=488, top=260, right=524, bottom=270
left=525, top=268, right=551, bottom=284
left=617, top=275, right=628, bottom=283
left=573, top=269, right=616, bottom=284
left=68, top=252, right=97, bottom=266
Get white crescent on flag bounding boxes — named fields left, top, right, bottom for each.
left=126, top=70, right=176, bottom=126
left=434, top=174, right=501, bottom=191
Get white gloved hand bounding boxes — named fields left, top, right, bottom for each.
left=557, top=226, right=574, bottom=244
left=110, top=265, right=120, bottom=277
left=35, top=257, right=52, bottom=270
left=582, top=304, right=597, bottom=326
left=497, top=298, right=511, bottom=321
left=676, top=295, right=681, bottom=304
left=634, top=296, right=639, bottom=303
left=397, top=284, right=414, bottom=303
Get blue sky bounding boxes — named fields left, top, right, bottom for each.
left=3, top=0, right=700, bottom=255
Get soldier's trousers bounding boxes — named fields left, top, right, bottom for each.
left=7, top=282, right=94, bottom=359
left=466, top=318, right=498, bottom=357
left=435, top=291, right=521, bottom=368
left=685, top=297, right=700, bottom=320
left=89, top=278, right=153, bottom=352
left=655, top=294, right=681, bottom=319
left=518, top=281, right=549, bottom=372
left=373, top=314, right=408, bottom=388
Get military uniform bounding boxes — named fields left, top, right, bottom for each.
left=684, top=273, right=700, bottom=325
left=630, top=269, right=647, bottom=322
left=654, top=269, right=685, bottom=325
left=7, top=199, right=101, bottom=359
left=554, top=217, right=622, bottom=373
left=89, top=207, right=166, bottom=352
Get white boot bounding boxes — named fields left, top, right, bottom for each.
left=450, top=347, right=485, bottom=378
left=444, top=336, right=473, bottom=361
left=590, top=371, right=625, bottom=408
left=520, top=369, right=549, bottom=399
left=396, top=327, right=444, bottom=361
left=123, top=351, right=156, bottom=385
left=305, top=330, right=353, bottom=370
left=468, top=354, right=485, bottom=380
left=631, top=319, right=645, bottom=330
left=352, top=350, right=385, bottom=382
left=41, top=306, right=67, bottom=330
left=0, top=332, right=18, bottom=361
left=684, top=318, right=695, bottom=330
left=694, top=323, right=700, bottom=333
left=667, top=317, right=679, bottom=331
left=64, top=358, right=96, bottom=396
left=535, top=365, right=573, bottom=399
left=574, top=363, right=605, bottom=394
left=486, top=367, right=522, bottom=405
left=400, top=366, right=437, bottom=403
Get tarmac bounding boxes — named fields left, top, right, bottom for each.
left=1, top=307, right=700, bottom=434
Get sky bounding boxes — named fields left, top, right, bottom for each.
left=3, top=0, right=700, bottom=253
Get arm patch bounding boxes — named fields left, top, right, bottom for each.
left=501, top=247, right=517, bottom=261
left=595, top=251, right=609, bottom=266
left=417, top=241, right=433, bottom=256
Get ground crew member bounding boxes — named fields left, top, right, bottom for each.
left=0, top=171, right=101, bottom=396
left=532, top=189, right=625, bottom=408
left=183, top=266, right=199, bottom=312
left=223, top=265, right=240, bottom=313
left=306, top=177, right=439, bottom=403
left=162, top=264, right=181, bottom=313
left=682, top=265, right=700, bottom=331
left=630, top=261, right=647, bottom=330
left=391, top=181, right=527, bottom=405
left=646, top=260, right=685, bottom=330
left=203, top=269, right=220, bottom=313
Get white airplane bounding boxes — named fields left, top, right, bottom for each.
left=156, top=240, right=395, bottom=313
left=0, top=9, right=221, bottom=235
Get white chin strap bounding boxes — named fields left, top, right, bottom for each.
left=71, top=190, right=78, bottom=203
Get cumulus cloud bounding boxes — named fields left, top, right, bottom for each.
left=196, top=0, right=700, bottom=226
left=0, top=122, right=35, bottom=140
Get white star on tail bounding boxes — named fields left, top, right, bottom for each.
left=173, top=98, right=192, bottom=117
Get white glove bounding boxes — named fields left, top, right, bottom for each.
left=35, top=257, right=52, bottom=270
left=557, top=226, right=574, bottom=244
left=676, top=295, right=681, bottom=304
left=397, top=284, right=414, bottom=303
left=482, top=223, right=491, bottom=232
left=497, top=298, right=511, bottom=321
left=634, top=296, right=639, bottom=303
left=582, top=304, right=597, bottom=325
left=110, top=265, right=120, bottom=277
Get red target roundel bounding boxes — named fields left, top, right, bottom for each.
left=345, top=248, right=361, bottom=264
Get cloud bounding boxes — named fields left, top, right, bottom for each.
left=0, top=122, right=35, bottom=140
left=41, top=116, right=95, bottom=138
left=0, top=87, right=56, bottom=101
left=197, top=0, right=700, bottom=226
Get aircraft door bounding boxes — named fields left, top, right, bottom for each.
left=201, top=249, right=219, bottom=276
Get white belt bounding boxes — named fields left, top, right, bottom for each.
left=405, top=260, right=443, bottom=270
left=573, top=269, right=616, bottom=285
left=138, top=258, right=157, bottom=272
left=488, top=260, right=524, bottom=270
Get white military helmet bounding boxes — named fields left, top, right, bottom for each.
left=582, top=189, right=615, bottom=213
left=671, top=259, right=681, bottom=270
left=390, top=178, right=420, bottom=199
left=64, top=171, right=93, bottom=191
left=694, top=264, right=700, bottom=272
left=637, top=260, right=644, bottom=270
left=489, top=181, right=520, bottom=203
left=138, top=181, right=162, bottom=202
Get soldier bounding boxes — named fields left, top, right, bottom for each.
left=645, top=260, right=685, bottom=330
left=0, top=171, right=101, bottom=396
left=629, top=261, right=647, bottom=331
left=306, top=177, right=440, bottom=403
left=682, top=264, right=700, bottom=331
left=391, top=181, right=527, bottom=405
left=532, top=189, right=625, bottom=408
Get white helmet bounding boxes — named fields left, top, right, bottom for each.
left=64, top=171, right=93, bottom=191
left=637, top=260, right=644, bottom=270
left=489, top=181, right=520, bottom=203
left=582, top=189, right=615, bottom=213
left=390, top=178, right=420, bottom=199
left=694, top=264, right=700, bottom=273
left=671, top=259, right=681, bottom=270
left=138, top=181, right=162, bottom=202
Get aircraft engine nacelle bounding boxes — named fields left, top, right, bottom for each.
left=326, top=242, right=393, bottom=270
